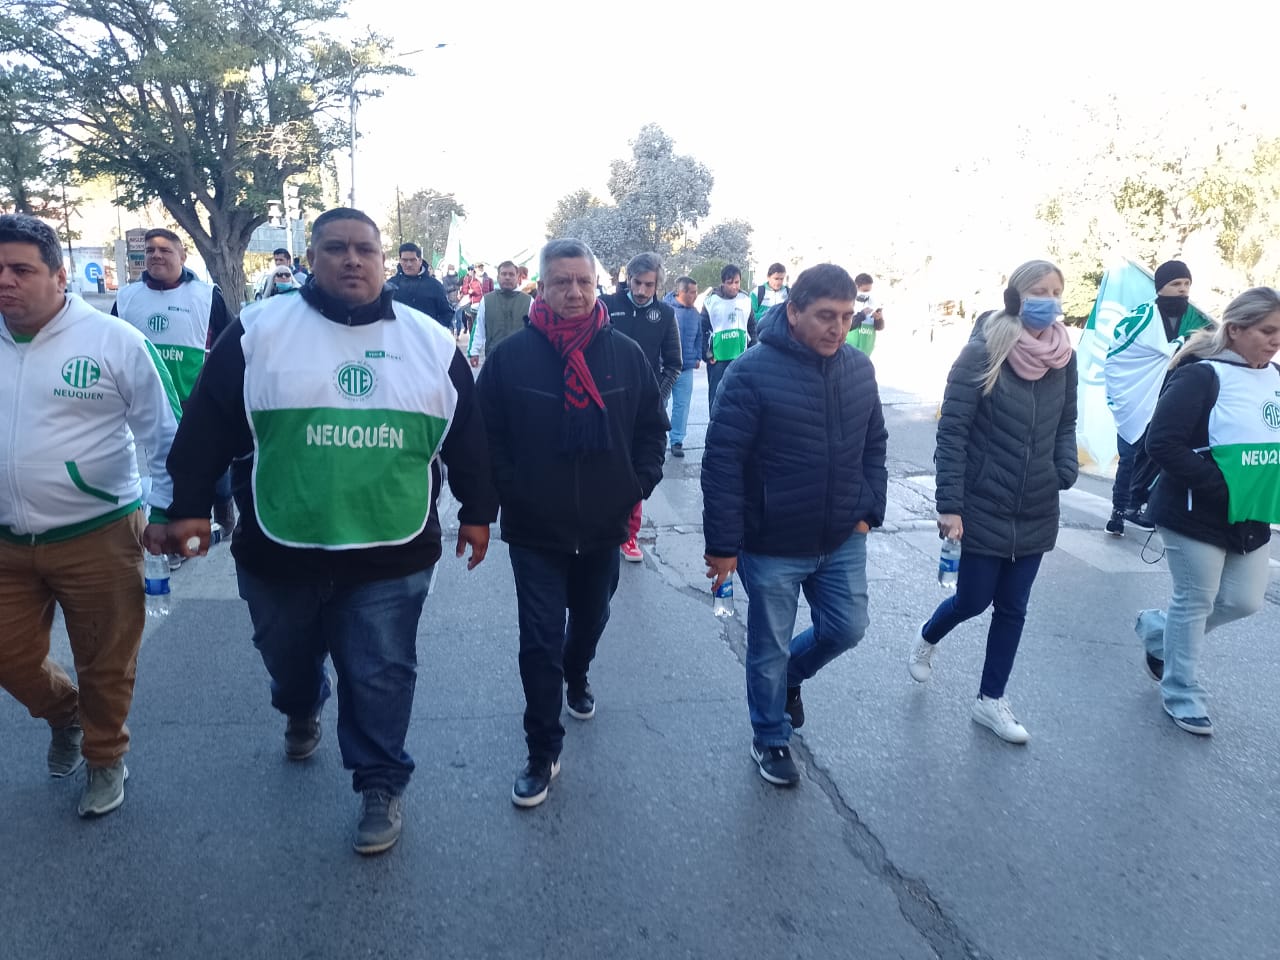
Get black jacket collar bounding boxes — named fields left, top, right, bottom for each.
left=301, top=281, right=395, bottom=326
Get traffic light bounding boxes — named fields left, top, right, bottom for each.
left=285, top=183, right=301, bottom=222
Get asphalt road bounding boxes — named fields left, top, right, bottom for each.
left=4, top=330, right=1278, bottom=960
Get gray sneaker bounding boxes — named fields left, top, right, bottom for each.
left=78, top=761, right=129, bottom=817
left=353, top=790, right=402, bottom=855
left=48, top=723, right=85, bottom=778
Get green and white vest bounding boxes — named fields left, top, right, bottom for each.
left=1207, top=360, right=1280, bottom=524
left=116, top=278, right=215, bottom=403
left=705, top=292, right=752, bottom=361
left=240, top=297, right=458, bottom=549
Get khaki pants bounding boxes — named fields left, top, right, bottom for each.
left=0, top=512, right=146, bottom=766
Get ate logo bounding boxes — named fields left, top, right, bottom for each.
left=334, top=361, right=376, bottom=399
left=1262, top=401, right=1280, bottom=431
left=646, top=307, right=661, bottom=324
left=147, top=313, right=169, bottom=333
left=62, top=356, right=101, bottom=389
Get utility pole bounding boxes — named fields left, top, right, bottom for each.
left=396, top=185, right=403, bottom=246
left=348, top=78, right=358, bottom=207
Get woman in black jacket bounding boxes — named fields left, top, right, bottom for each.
left=1134, top=287, right=1280, bottom=736
left=908, top=260, right=1078, bottom=744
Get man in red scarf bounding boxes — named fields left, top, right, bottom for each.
left=477, top=238, right=669, bottom=809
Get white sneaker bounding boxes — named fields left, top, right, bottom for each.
left=908, top=624, right=937, bottom=682
left=971, top=695, right=1030, bottom=744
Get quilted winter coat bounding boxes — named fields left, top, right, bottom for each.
left=934, top=334, right=1079, bottom=558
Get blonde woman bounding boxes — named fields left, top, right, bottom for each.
left=1135, top=287, right=1280, bottom=736
left=908, top=260, right=1078, bottom=743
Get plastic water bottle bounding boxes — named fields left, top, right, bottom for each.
left=144, top=552, right=171, bottom=617
left=937, top=538, right=961, bottom=590
left=713, top=576, right=735, bottom=618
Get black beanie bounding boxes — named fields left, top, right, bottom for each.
left=1154, top=260, right=1192, bottom=291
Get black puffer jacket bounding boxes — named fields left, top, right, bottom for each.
left=1145, top=355, right=1272, bottom=554
left=476, top=322, right=668, bottom=554
left=702, top=306, right=888, bottom=558
left=934, top=335, right=1078, bottom=558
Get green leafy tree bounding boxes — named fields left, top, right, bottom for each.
left=385, top=188, right=465, bottom=264
left=547, top=124, right=720, bottom=272
left=672, top=219, right=753, bottom=280
left=0, top=0, right=403, bottom=312
left=0, top=120, right=60, bottom=217
left=545, top=188, right=598, bottom=239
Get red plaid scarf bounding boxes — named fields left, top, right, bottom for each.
left=527, top=297, right=611, bottom=452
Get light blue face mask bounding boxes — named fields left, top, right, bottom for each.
left=1020, top=296, right=1062, bottom=329
left=274, top=282, right=295, bottom=294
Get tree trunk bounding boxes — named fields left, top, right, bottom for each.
left=201, top=241, right=248, bottom=320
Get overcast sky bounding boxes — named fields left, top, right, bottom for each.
left=343, top=0, right=1280, bottom=287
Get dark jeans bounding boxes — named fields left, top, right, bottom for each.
left=236, top=565, right=431, bottom=794
left=508, top=544, right=620, bottom=760
left=707, top=359, right=733, bottom=416
left=921, top=551, right=1043, bottom=699
left=1112, top=435, right=1137, bottom=512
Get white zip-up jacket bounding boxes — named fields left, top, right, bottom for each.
left=0, top=294, right=181, bottom=541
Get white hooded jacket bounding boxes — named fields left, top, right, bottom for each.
left=0, top=294, right=180, bottom=540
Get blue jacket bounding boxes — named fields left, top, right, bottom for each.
left=664, top=291, right=704, bottom=369
left=702, top=305, right=889, bottom=557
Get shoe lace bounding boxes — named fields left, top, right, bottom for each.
left=363, top=790, right=391, bottom=815
left=992, top=698, right=1019, bottom=727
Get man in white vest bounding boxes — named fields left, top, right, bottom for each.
left=700, top=263, right=756, bottom=412
left=114, top=228, right=236, bottom=549
left=0, top=213, right=179, bottom=819
left=162, top=207, right=498, bottom=855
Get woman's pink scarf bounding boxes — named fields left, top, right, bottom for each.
left=1007, top=321, right=1073, bottom=380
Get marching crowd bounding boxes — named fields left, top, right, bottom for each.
left=2, top=206, right=1278, bottom=856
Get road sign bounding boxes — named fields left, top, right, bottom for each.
left=84, top=262, right=104, bottom=282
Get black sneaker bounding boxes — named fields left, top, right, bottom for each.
left=1144, top=653, right=1164, bottom=682
left=512, top=756, right=561, bottom=808
left=566, top=682, right=595, bottom=721
left=751, top=741, right=800, bottom=787
left=785, top=686, right=805, bottom=730
left=671, top=442, right=685, bottom=458
left=1105, top=510, right=1125, bottom=537
left=1124, top=508, right=1155, bottom=531
left=353, top=789, right=402, bottom=855
left=285, top=712, right=322, bottom=760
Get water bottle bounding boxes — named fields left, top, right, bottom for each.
left=713, top=576, right=735, bottom=618
left=144, top=552, right=171, bottom=617
left=937, top=538, right=961, bottom=590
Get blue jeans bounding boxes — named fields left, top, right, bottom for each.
left=667, top=367, right=694, bottom=446
left=1135, top=527, right=1270, bottom=719
left=737, top=533, right=869, bottom=746
left=922, top=551, right=1043, bottom=699
left=1112, top=434, right=1137, bottom=512
left=508, top=544, right=620, bottom=760
left=236, top=566, right=431, bottom=794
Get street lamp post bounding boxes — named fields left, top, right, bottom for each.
left=347, top=43, right=444, bottom=211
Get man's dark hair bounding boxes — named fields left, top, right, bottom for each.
left=854, top=272, right=874, bottom=286
left=310, top=207, right=379, bottom=244
left=399, top=242, right=422, bottom=256
left=273, top=247, right=290, bottom=258
left=767, top=262, right=786, bottom=277
left=144, top=228, right=184, bottom=249
left=721, top=264, right=741, bottom=283
left=0, top=213, right=63, bottom=271
left=790, top=264, right=857, bottom=311
left=497, top=260, right=517, bottom=271
left=676, top=275, right=697, bottom=292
